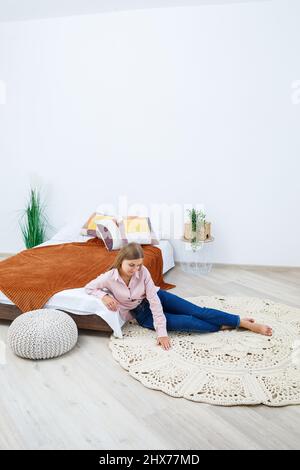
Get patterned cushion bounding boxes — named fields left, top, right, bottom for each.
left=95, top=218, right=124, bottom=251
left=82, top=212, right=159, bottom=250
left=118, top=216, right=159, bottom=245
left=81, top=213, right=116, bottom=237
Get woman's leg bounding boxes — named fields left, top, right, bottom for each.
left=132, top=298, right=219, bottom=333
left=157, top=290, right=272, bottom=336
left=157, top=289, right=240, bottom=329
left=138, top=308, right=220, bottom=333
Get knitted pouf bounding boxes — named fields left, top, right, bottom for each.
left=7, top=309, right=78, bottom=360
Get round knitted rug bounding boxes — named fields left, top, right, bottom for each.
left=109, top=296, right=300, bottom=406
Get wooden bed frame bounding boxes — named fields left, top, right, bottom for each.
left=0, top=303, right=113, bottom=333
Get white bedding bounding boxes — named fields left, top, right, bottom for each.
left=0, top=238, right=175, bottom=338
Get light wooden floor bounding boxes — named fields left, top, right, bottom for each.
left=0, top=263, right=300, bottom=450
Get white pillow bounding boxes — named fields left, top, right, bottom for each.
left=51, top=223, right=94, bottom=242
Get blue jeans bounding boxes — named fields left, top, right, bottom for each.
left=130, top=289, right=240, bottom=334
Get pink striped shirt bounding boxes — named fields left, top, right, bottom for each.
left=84, top=265, right=167, bottom=337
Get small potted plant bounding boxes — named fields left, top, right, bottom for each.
left=19, top=187, right=49, bottom=248
left=184, top=208, right=211, bottom=242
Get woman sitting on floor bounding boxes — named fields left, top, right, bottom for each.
left=85, top=243, right=272, bottom=350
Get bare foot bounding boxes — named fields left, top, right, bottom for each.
left=240, top=320, right=272, bottom=336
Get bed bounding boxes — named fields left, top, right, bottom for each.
left=0, top=234, right=175, bottom=338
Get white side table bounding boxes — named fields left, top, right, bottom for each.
left=172, top=237, right=215, bottom=275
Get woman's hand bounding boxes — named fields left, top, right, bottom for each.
left=102, top=294, right=119, bottom=311
left=157, top=336, right=171, bottom=351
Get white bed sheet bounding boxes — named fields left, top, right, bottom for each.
left=0, top=238, right=175, bottom=338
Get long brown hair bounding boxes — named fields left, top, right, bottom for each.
left=107, top=242, right=144, bottom=272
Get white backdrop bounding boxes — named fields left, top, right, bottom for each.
left=0, top=0, right=299, bottom=266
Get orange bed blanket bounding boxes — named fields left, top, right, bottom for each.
left=0, top=238, right=175, bottom=313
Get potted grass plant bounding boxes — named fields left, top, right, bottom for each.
left=184, top=208, right=211, bottom=242
left=19, top=187, right=48, bottom=248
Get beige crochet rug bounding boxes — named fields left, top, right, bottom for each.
left=109, top=296, right=300, bottom=406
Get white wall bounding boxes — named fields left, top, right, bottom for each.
left=0, top=0, right=266, bottom=22
left=0, top=0, right=299, bottom=266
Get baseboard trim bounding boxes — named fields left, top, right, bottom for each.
left=175, top=261, right=300, bottom=270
